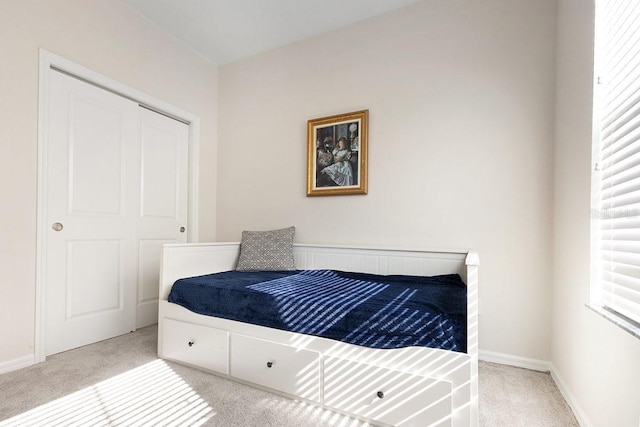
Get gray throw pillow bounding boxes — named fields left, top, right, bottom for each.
left=236, top=226, right=296, bottom=271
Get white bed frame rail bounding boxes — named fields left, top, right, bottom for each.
left=159, top=243, right=479, bottom=427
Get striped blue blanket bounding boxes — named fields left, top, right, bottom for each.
left=169, top=269, right=467, bottom=352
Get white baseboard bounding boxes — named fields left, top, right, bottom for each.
left=0, top=354, right=34, bottom=375
left=549, top=362, right=592, bottom=427
left=479, top=350, right=551, bottom=372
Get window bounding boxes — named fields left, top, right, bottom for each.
left=591, top=0, right=640, bottom=332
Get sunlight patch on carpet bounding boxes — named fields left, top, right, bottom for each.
left=0, top=360, right=214, bottom=426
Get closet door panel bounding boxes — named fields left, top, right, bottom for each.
left=45, top=70, right=139, bottom=356
left=136, top=108, right=189, bottom=328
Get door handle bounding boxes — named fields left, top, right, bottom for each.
left=180, top=226, right=186, bottom=233
left=52, top=222, right=64, bottom=232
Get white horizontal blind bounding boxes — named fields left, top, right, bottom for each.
left=594, top=0, right=640, bottom=324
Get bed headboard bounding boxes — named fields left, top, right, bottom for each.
left=159, top=242, right=479, bottom=301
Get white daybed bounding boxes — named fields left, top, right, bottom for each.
left=158, top=243, right=479, bottom=427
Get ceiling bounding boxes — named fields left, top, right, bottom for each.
left=122, top=0, right=423, bottom=65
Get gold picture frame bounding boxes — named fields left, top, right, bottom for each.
left=307, top=110, right=368, bottom=196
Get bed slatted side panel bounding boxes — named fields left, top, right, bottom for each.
left=293, top=245, right=468, bottom=283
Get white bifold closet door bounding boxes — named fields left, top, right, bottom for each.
left=45, top=70, right=188, bottom=356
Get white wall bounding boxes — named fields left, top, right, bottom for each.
left=552, top=0, right=640, bottom=425
left=0, top=0, right=218, bottom=367
left=217, top=0, right=557, bottom=360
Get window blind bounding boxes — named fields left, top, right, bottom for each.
left=594, top=0, right=640, bottom=325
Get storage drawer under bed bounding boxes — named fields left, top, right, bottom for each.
left=162, top=318, right=229, bottom=375
left=230, top=334, right=321, bottom=402
left=324, top=356, right=453, bottom=426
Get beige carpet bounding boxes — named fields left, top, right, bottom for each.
left=0, top=326, right=578, bottom=426
left=479, top=362, right=578, bottom=427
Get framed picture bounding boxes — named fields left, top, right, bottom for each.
left=307, top=109, right=368, bottom=196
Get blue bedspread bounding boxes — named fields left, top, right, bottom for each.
left=168, top=269, right=467, bottom=352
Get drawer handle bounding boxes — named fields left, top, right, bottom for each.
left=266, top=361, right=274, bottom=368
left=377, top=391, right=384, bottom=399
left=188, top=340, right=194, bottom=347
